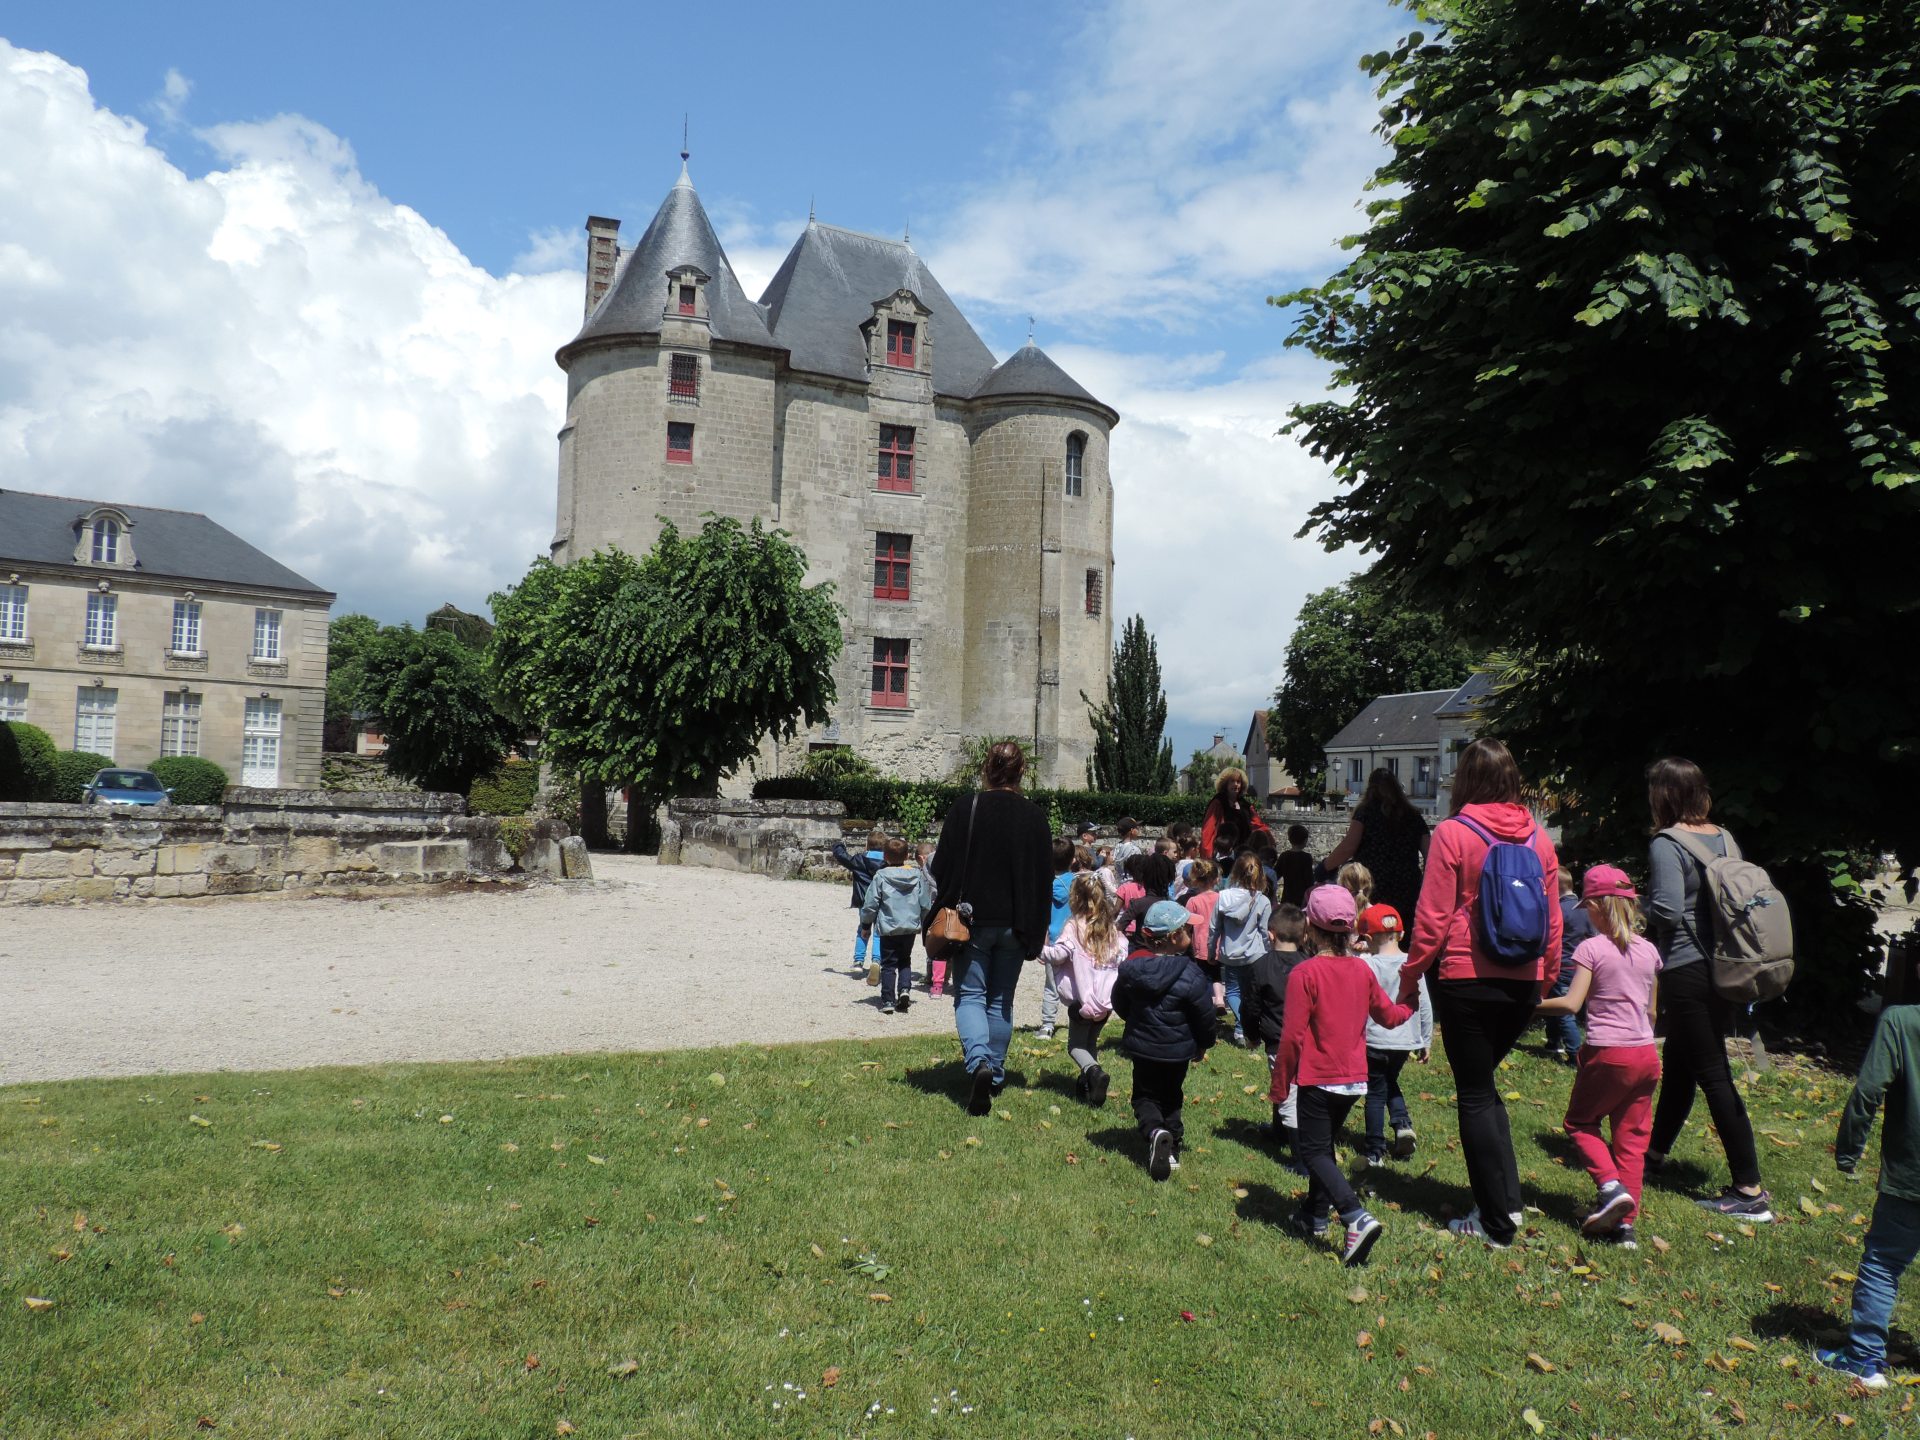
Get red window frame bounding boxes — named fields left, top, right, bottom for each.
left=669, top=353, right=699, bottom=397
left=886, top=320, right=916, bottom=369
left=678, top=284, right=697, bottom=315
left=873, top=533, right=912, bottom=601
left=666, top=421, right=694, bottom=464
left=870, top=638, right=910, bottom=708
left=1085, top=568, right=1103, bottom=617
left=877, top=424, right=914, bottom=492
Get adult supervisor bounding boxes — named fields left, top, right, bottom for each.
left=1643, top=756, right=1772, bottom=1221
left=1201, top=767, right=1271, bottom=865
left=929, top=740, right=1054, bottom=1116
left=1397, top=737, right=1562, bottom=1249
left=1323, top=767, right=1432, bottom=919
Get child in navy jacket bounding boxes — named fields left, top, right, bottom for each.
left=830, top=828, right=888, bottom=977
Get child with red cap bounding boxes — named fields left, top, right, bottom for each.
left=1358, top=903, right=1431, bottom=1166
left=1270, top=884, right=1415, bottom=1265
left=1537, top=864, right=1662, bottom=1246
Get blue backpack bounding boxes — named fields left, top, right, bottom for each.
left=1453, top=814, right=1550, bottom=964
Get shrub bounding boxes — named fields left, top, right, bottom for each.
left=468, top=759, right=540, bottom=816
left=800, top=747, right=878, bottom=784
left=0, top=721, right=59, bottom=802
left=146, top=757, right=229, bottom=806
left=51, top=750, right=114, bottom=804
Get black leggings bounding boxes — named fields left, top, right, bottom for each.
left=1433, top=977, right=1539, bottom=1245
left=1296, top=1085, right=1364, bottom=1222
left=1649, top=960, right=1762, bottom=1188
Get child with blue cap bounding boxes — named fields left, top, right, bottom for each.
left=1111, top=899, right=1218, bottom=1181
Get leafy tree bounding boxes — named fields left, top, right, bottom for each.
left=356, top=625, right=518, bottom=795
left=1280, top=1, right=1920, bottom=1015
left=426, top=602, right=495, bottom=652
left=949, top=734, right=1033, bottom=785
left=1184, top=745, right=1244, bottom=797
left=489, top=517, right=841, bottom=848
left=1084, top=615, right=1176, bottom=793
left=1270, top=578, right=1473, bottom=784
left=323, top=613, right=382, bottom=752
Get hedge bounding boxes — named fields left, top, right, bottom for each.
left=1, top=721, right=59, bottom=802
left=147, top=756, right=230, bottom=806
left=51, top=750, right=115, bottom=804
left=750, top=775, right=1212, bottom=830
left=468, top=759, right=540, bottom=817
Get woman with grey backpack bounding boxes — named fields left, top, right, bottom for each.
left=1643, top=756, right=1775, bottom=1222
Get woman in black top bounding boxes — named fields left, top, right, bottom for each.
left=1325, top=769, right=1430, bottom=919
left=929, top=741, right=1053, bottom=1115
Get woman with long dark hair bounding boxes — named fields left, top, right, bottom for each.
left=1201, top=767, right=1271, bottom=864
left=1643, top=756, right=1772, bottom=1220
left=1397, top=738, right=1562, bottom=1248
left=1324, top=767, right=1431, bottom=919
left=929, top=740, right=1054, bottom=1116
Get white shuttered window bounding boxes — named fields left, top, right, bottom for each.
left=161, top=692, right=202, bottom=758
left=85, top=593, right=117, bottom=648
left=75, top=688, right=117, bottom=759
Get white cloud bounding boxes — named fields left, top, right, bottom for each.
left=0, top=41, right=578, bottom=625
left=152, top=66, right=190, bottom=126
left=510, top=225, right=578, bottom=275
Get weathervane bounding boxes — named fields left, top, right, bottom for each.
left=680, top=114, right=690, bottom=164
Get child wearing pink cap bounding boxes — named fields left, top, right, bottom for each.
left=1537, top=864, right=1662, bottom=1246
left=1269, top=884, right=1415, bottom=1266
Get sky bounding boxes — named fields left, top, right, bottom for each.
left=0, top=0, right=1410, bottom=766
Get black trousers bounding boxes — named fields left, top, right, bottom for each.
left=877, top=933, right=914, bottom=1004
left=1130, top=1057, right=1189, bottom=1143
left=1649, top=960, right=1762, bottom=1188
left=1296, top=1085, right=1364, bottom=1222
left=1433, top=976, right=1539, bottom=1244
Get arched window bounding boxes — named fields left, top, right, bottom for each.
left=1065, top=433, right=1086, bottom=497
left=91, top=518, right=120, bottom=563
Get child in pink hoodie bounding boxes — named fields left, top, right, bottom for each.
left=1043, top=873, right=1129, bottom=1107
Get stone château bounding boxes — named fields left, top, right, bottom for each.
left=550, top=161, right=1118, bottom=786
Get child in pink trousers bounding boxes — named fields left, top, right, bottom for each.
left=1537, top=864, right=1662, bottom=1246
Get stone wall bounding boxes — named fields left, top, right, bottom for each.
left=0, top=788, right=586, bottom=904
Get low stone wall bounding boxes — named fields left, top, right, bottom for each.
left=0, top=787, right=586, bottom=904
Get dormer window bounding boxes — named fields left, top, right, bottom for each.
left=75, top=508, right=135, bottom=569
left=886, top=320, right=916, bottom=369
left=666, top=265, right=710, bottom=322
left=92, top=518, right=121, bottom=563
left=678, top=285, right=697, bottom=315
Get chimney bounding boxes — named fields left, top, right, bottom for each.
left=584, top=216, right=621, bottom=318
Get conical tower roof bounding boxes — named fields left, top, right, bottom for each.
left=562, top=163, right=774, bottom=356
left=971, top=340, right=1111, bottom=415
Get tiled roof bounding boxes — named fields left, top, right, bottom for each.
left=972, top=341, right=1106, bottom=411
left=1435, top=671, right=1495, bottom=719
left=1323, top=688, right=1461, bottom=753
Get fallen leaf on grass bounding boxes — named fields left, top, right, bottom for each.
left=1525, top=1352, right=1555, bottom=1373
left=587, top=1155, right=606, bottom=1165
left=1521, top=1407, right=1546, bottom=1434
left=189, top=1312, right=205, bottom=1325
left=188, top=1115, right=213, bottom=1128
left=1829, top=1272, right=1857, bottom=1284
left=1232, top=1187, right=1249, bottom=1199
left=1730, top=1336, right=1760, bottom=1352
left=1800, top=1197, right=1822, bottom=1217
left=248, top=1141, right=282, bottom=1152
left=1195, top=1234, right=1214, bottom=1247
left=1065, top=1153, right=1079, bottom=1165
left=1811, top=1176, right=1828, bottom=1193
left=556, top=1421, right=576, bottom=1436
left=809, top=1243, right=825, bottom=1259
left=1650, top=1235, right=1671, bottom=1254
left=1347, top=1286, right=1369, bottom=1304
left=1705, top=1351, right=1738, bottom=1373
left=196, top=1419, right=216, bottom=1430
left=1357, top=1331, right=1373, bottom=1348
left=524, top=1354, right=540, bottom=1371
left=867, top=1292, right=892, bottom=1303
left=608, top=1358, right=640, bottom=1377
left=1180, top=1310, right=1196, bottom=1322
left=1652, top=1322, right=1687, bottom=1346
left=822, top=1366, right=841, bottom=1387
left=24, top=1297, right=53, bottom=1312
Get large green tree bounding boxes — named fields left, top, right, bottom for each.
left=1084, top=615, right=1177, bottom=793
left=490, top=517, right=841, bottom=842
left=323, top=613, right=382, bottom=751
left=1281, top=1, right=1919, bottom=1011
left=1270, top=578, right=1474, bottom=785
left=355, top=625, right=518, bottom=795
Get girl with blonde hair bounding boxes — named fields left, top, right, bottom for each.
left=1043, top=873, right=1129, bottom=1106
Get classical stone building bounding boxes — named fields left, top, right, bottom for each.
left=550, top=162, right=1118, bottom=786
left=0, top=489, right=332, bottom=787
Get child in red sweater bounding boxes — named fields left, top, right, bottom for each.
left=1270, top=884, right=1414, bottom=1266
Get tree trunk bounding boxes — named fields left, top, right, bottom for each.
left=625, top=788, right=662, bottom=855
left=578, top=780, right=610, bottom=849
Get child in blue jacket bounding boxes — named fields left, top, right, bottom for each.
left=830, top=828, right=887, bottom=978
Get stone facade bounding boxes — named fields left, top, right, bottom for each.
left=0, top=790, right=583, bottom=904
left=551, top=169, right=1118, bottom=789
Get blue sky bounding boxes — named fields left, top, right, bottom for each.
left=0, top=0, right=1411, bottom=767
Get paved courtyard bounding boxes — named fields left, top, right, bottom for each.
left=0, top=857, right=1033, bottom=1086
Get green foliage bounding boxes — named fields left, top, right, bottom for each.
left=753, top=775, right=1211, bottom=830
left=146, top=757, right=228, bottom=806
left=799, top=747, right=878, bottom=784
left=323, top=613, right=382, bottom=750
left=356, top=625, right=518, bottom=796
left=1184, top=746, right=1245, bottom=798
left=891, top=786, right=939, bottom=843
left=467, top=759, right=540, bottom=817
left=424, top=602, right=495, bottom=652
left=1084, top=615, right=1176, bottom=793
left=495, top=816, right=533, bottom=860
left=51, top=750, right=114, bottom=804
left=1270, top=577, right=1474, bottom=785
left=489, top=519, right=841, bottom=803
left=949, top=734, right=1033, bottom=785
left=0, top=721, right=58, bottom=802
left=1278, top=1, right=1920, bottom=1018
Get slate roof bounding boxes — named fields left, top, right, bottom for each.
left=1436, top=671, right=1494, bottom=718
left=759, top=222, right=999, bottom=398
left=1323, top=689, right=1461, bottom=753
left=567, top=164, right=775, bottom=352
left=1245, top=709, right=1270, bottom=758
left=973, top=341, right=1104, bottom=409
left=0, top=489, right=331, bottom=596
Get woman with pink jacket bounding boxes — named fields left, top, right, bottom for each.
left=1397, top=738, right=1563, bottom=1249
left=1042, top=873, right=1129, bottom=1107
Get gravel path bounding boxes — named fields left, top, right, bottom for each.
left=0, top=857, right=1045, bottom=1086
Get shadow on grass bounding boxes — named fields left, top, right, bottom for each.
left=1353, top=1158, right=1475, bottom=1225
left=1645, top=1155, right=1716, bottom=1195
left=897, top=1061, right=1035, bottom=1112
left=1234, top=1180, right=1304, bottom=1230
left=1751, top=1300, right=1846, bottom=1347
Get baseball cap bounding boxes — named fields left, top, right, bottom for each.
left=1356, top=903, right=1403, bottom=937
left=1305, top=884, right=1357, bottom=932
left=1077, top=819, right=1099, bottom=835
left=1141, top=900, right=1191, bottom=935
left=1116, top=817, right=1140, bottom=834
left=1582, top=864, right=1638, bottom=900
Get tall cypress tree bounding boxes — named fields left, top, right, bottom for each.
left=1084, top=614, right=1177, bottom=793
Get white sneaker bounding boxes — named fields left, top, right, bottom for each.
left=1342, top=1212, right=1383, bottom=1267
left=1449, top=1213, right=1511, bottom=1249
left=1035, top=1024, right=1055, bottom=1040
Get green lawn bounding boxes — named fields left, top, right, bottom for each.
left=1, top=1031, right=1912, bottom=1438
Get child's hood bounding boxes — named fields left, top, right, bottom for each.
left=1217, top=887, right=1260, bottom=921
left=1123, top=950, right=1193, bottom=1000
left=1455, top=802, right=1539, bottom=842
left=875, top=867, right=925, bottom=894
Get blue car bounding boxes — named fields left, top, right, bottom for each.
left=82, top=768, right=174, bottom=806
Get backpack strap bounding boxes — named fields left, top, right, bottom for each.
left=1659, top=826, right=1723, bottom=868
left=1450, top=813, right=1498, bottom=848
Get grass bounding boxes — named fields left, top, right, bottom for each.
left=1, top=1031, right=1914, bottom=1439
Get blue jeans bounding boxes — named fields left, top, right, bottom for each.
left=952, top=926, right=1024, bottom=1084
left=1365, top=1048, right=1413, bottom=1158
left=854, top=921, right=871, bottom=962
left=1222, top=964, right=1250, bottom=1032
left=1543, top=956, right=1583, bottom=1054
left=1844, top=1191, right=1920, bottom=1369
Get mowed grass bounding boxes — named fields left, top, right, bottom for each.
left=1, top=1031, right=1913, bottom=1439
